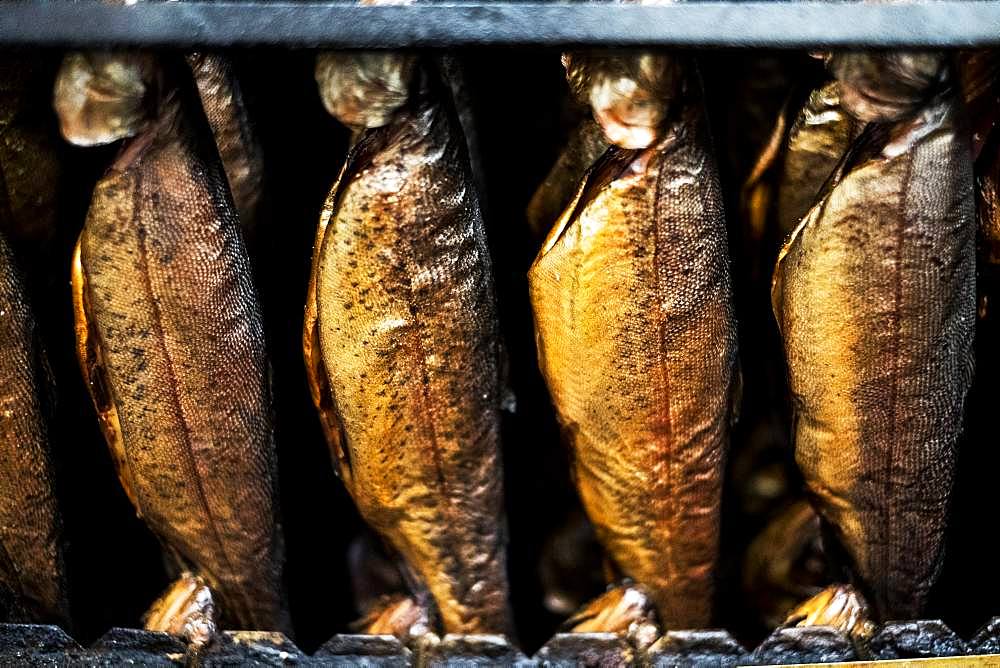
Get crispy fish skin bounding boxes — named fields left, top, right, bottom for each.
left=772, top=82, right=975, bottom=619
left=304, top=80, right=511, bottom=636
left=0, top=231, right=69, bottom=624
left=529, top=92, right=738, bottom=628
left=71, top=91, right=288, bottom=633
left=186, top=53, right=263, bottom=233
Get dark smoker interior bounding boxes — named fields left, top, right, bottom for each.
left=3, top=46, right=999, bottom=655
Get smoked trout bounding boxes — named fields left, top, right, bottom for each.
left=56, top=52, right=289, bottom=636
left=306, top=52, right=512, bottom=636
left=0, top=230, right=69, bottom=625
left=530, top=51, right=739, bottom=629
left=773, top=51, right=975, bottom=623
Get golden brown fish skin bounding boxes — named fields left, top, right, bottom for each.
left=526, top=117, right=609, bottom=241
left=742, top=80, right=861, bottom=247
left=0, top=231, right=69, bottom=625
left=186, top=53, right=263, bottom=233
left=0, top=55, right=63, bottom=248
left=775, top=82, right=861, bottom=237
left=71, top=86, right=289, bottom=633
left=529, top=75, right=738, bottom=628
left=772, top=54, right=975, bottom=620
left=304, top=66, right=511, bottom=636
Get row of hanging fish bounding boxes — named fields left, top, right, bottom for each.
left=0, top=42, right=988, bottom=653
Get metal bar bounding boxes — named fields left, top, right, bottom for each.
left=750, top=654, right=1000, bottom=667
left=2, top=1, right=1000, bottom=48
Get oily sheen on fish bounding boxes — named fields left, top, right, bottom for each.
left=304, top=78, right=511, bottom=635
left=775, top=82, right=860, bottom=237
left=772, top=79, right=975, bottom=619
left=529, top=98, right=739, bottom=629
left=0, top=231, right=68, bottom=624
left=71, top=89, right=288, bottom=632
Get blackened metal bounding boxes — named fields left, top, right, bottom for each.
left=196, top=631, right=307, bottom=666
left=970, top=618, right=1000, bottom=655
left=313, top=634, right=411, bottom=666
left=746, top=627, right=858, bottom=666
left=1, top=623, right=998, bottom=664
left=89, top=628, right=186, bottom=666
left=534, top=632, right=633, bottom=667
left=645, top=629, right=747, bottom=667
left=2, top=2, right=1000, bottom=48
left=422, top=634, right=533, bottom=667
left=0, top=623, right=78, bottom=650
left=869, top=621, right=968, bottom=660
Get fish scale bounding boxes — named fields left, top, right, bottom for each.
left=773, top=92, right=975, bottom=619
left=0, top=230, right=68, bottom=625
left=72, top=90, right=288, bottom=633
left=529, top=97, right=738, bottom=629
left=305, top=86, right=512, bottom=636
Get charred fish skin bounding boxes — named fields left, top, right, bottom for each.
left=773, top=53, right=975, bottom=620
left=530, top=57, right=739, bottom=629
left=306, top=58, right=512, bottom=636
left=69, top=72, right=289, bottom=633
left=186, top=53, right=264, bottom=234
left=0, top=231, right=70, bottom=625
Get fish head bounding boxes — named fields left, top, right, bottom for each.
left=563, top=50, right=684, bottom=150
left=315, top=51, right=419, bottom=129
left=53, top=51, right=156, bottom=147
left=823, top=51, right=948, bottom=123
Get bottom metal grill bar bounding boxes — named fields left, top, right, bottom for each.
left=2, top=619, right=999, bottom=666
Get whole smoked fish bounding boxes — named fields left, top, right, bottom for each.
left=530, top=51, right=739, bottom=630
left=306, top=52, right=512, bottom=637
left=773, top=52, right=975, bottom=628
left=55, top=52, right=289, bottom=638
left=0, top=231, right=69, bottom=625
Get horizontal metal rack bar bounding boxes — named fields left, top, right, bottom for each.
left=2, top=618, right=1000, bottom=665
left=3, top=1, right=1000, bottom=48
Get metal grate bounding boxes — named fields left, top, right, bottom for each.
left=2, top=1, right=1000, bottom=48
left=2, top=619, right=1000, bottom=665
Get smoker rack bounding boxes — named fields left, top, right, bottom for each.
left=1, top=1, right=1000, bottom=48
left=4, top=2, right=1000, bottom=666
left=1, top=619, right=999, bottom=666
